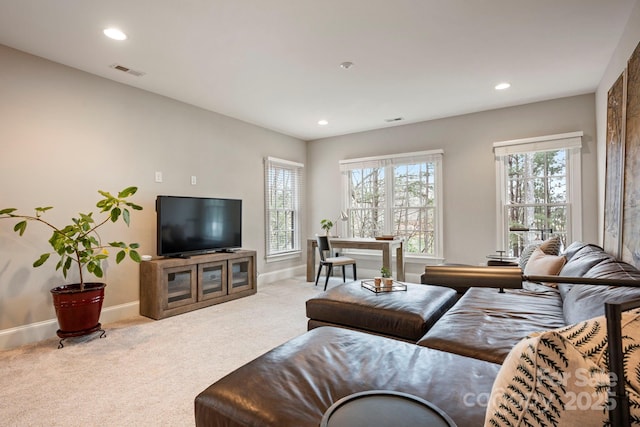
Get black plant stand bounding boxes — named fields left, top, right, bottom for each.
left=57, top=323, right=106, bottom=349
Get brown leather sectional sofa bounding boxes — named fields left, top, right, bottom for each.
left=195, top=242, right=640, bottom=426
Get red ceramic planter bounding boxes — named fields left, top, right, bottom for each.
left=50, top=283, right=106, bottom=338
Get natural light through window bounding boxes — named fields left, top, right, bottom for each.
left=494, top=132, right=583, bottom=257
left=340, top=150, right=443, bottom=257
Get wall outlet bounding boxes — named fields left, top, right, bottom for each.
left=191, top=175, right=197, bottom=185
left=155, top=171, right=163, bottom=183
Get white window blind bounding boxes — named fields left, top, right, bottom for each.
left=339, top=150, right=444, bottom=172
left=493, top=131, right=583, bottom=156
left=264, top=157, right=304, bottom=260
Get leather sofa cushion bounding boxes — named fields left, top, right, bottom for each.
left=306, top=281, right=457, bottom=341
left=558, top=242, right=612, bottom=278
left=418, top=287, right=566, bottom=364
left=557, top=242, right=615, bottom=299
left=562, top=241, right=604, bottom=263
left=307, top=318, right=414, bottom=342
left=195, top=327, right=500, bottom=427
left=562, top=258, right=640, bottom=324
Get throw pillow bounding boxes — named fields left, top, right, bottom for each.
left=523, top=248, right=566, bottom=288
left=484, top=310, right=640, bottom=427
left=519, top=235, right=562, bottom=269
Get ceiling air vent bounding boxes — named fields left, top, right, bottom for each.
left=385, top=117, right=404, bottom=123
left=109, top=64, right=146, bottom=77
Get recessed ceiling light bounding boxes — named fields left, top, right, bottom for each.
left=339, top=61, right=354, bottom=70
left=318, top=119, right=329, bottom=126
left=103, top=28, right=127, bottom=41
left=495, top=82, right=511, bottom=90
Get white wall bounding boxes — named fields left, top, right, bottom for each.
left=3, top=11, right=627, bottom=347
left=0, top=45, right=306, bottom=346
left=307, top=94, right=599, bottom=273
left=595, top=0, right=640, bottom=244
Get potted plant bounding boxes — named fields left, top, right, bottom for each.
left=320, top=219, right=334, bottom=236
left=380, top=266, right=393, bottom=286
left=0, top=186, right=142, bottom=341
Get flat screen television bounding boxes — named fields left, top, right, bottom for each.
left=156, top=195, right=242, bottom=257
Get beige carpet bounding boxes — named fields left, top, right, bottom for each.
left=0, top=277, right=333, bottom=426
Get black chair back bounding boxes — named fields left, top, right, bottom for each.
left=316, top=235, right=331, bottom=261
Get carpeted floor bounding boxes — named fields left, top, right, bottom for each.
left=0, top=277, right=334, bottom=426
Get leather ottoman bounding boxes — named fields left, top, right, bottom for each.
left=306, top=281, right=457, bottom=342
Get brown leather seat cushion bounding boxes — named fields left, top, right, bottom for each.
left=418, top=286, right=566, bottom=364
left=195, top=327, right=500, bottom=427
left=306, top=281, right=457, bottom=341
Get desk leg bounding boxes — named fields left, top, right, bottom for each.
left=307, top=240, right=315, bottom=282
left=396, top=243, right=405, bottom=282
left=382, top=245, right=391, bottom=277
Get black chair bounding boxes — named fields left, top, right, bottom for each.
left=315, top=235, right=357, bottom=291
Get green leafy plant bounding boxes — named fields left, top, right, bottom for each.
left=380, top=266, right=391, bottom=278
left=320, top=219, right=334, bottom=234
left=0, top=186, right=143, bottom=290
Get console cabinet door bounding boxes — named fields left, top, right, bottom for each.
left=164, top=265, right=198, bottom=309
left=228, top=256, right=254, bottom=294
left=140, top=250, right=256, bottom=320
left=198, top=261, right=227, bottom=301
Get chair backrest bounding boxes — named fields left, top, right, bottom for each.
left=316, top=235, right=331, bottom=261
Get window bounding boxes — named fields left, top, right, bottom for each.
left=264, top=157, right=304, bottom=260
left=494, top=132, right=583, bottom=257
left=339, top=150, right=443, bottom=257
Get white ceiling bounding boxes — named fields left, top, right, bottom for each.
left=0, top=0, right=635, bottom=141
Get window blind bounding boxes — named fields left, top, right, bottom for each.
left=493, top=131, right=583, bottom=156
left=339, top=149, right=444, bottom=172
left=264, top=156, right=304, bottom=259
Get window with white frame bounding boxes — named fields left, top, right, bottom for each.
left=339, top=150, right=443, bottom=257
left=264, top=157, right=303, bottom=259
left=494, top=132, right=583, bottom=257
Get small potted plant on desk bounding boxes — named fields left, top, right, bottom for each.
left=380, top=266, right=393, bottom=287
left=0, top=187, right=142, bottom=347
left=320, top=219, right=334, bottom=236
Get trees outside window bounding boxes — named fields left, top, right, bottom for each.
left=347, top=167, right=385, bottom=239
left=506, top=150, right=568, bottom=255
left=340, top=151, right=442, bottom=257
left=495, top=132, right=582, bottom=257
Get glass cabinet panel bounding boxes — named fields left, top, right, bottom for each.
left=140, top=251, right=256, bottom=320
left=229, top=256, right=254, bottom=294
left=199, top=261, right=227, bottom=300
left=164, top=265, right=197, bottom=308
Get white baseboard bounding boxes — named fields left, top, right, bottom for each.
left=261, top=264, right=422, bottom=285
left=258, top=264, right=306, bottom=285
left=1, top=263, right=311, bottom=351
left=0, top=267, right=308, bottom=351
left=0, top=301, right=140, bottom=351
left=1, top=265, right=424, bottom=351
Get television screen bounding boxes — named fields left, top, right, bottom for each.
left=156, top=196, right=242, bottom=257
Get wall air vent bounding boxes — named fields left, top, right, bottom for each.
left=109, top=64, right=146, bottom=77
left=385, top=117, right=404, bottom=123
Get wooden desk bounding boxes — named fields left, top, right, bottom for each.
left=307, top=237, right=405, bottom=282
